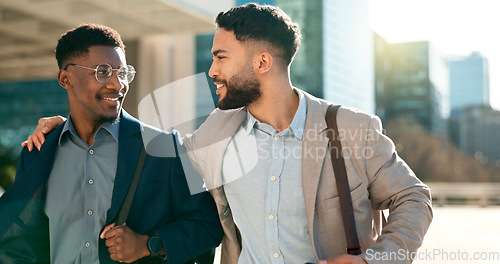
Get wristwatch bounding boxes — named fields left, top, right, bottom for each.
left=147, top=234, right=164, bottom=257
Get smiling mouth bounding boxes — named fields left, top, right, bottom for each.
left=215, top=83, right=225, bottom=96
left=103, top=97, right=120, bottom=102
left=100, top=93, right=124, bottom=104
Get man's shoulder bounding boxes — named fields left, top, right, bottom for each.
left=20, top=123, right=64, bottom=163
left=206, top=107, right=246, bottom=123
left=194, top=107, right=246, bottom=138
left=120, top=110, right=178, bottom=158
left=337, top=105, right=377, bottom=124
left=298, top=88, right=377, bottom=126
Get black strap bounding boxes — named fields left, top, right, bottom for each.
left=325, top=105, right=362, bottom=255
left=115, top=148, right=147, bottom=225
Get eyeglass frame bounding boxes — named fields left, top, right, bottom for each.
left=63, top=63, right=136, bottom=84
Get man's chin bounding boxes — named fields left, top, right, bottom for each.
left=217, top=99, right=242, bottom=110
left=99, top=110, right=121, bottom=124
left=99, top=116, right=120, bottom=125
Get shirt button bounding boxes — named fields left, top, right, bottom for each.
left=89, top=149, right=94, bottom=155
left=88, top=179, right=94, bottom=185
left=274, top=135, right=280, bottom=141
left=270, top=176, right=276, bottom=181
left=268, top=215, right=274, bottom=220
left=85, top=242, right=91, bottom=248
left=274, top=252, right=279, bottom=258
left=87, top=210, right=93, bottom=216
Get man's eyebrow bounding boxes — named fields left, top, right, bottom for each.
left=212, top=49, right=228, bottom=56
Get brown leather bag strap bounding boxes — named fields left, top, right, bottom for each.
left=325, top=105, right=362, bottom=255
left=115, top=147, right=147, bottom=225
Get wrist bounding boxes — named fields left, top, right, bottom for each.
left=140, top=234, right=151, bottom=259
left=147, top=233, right=165, bottom=258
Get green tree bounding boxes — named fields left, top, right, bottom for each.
left=385, top=118, right=494, bottom=182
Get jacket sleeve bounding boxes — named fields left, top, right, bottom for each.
left=360, top=115, right=433, bottom=264
left=0, top=147, right=50, bottom=264
left=154, top=155, right=223, bottom=264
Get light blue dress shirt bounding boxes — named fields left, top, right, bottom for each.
left=44, top=117, right=119, bottom=264
left=222, top=92, right=317, bottom=264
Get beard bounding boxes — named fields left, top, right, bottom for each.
left=99, top=115, right=120, bottom=125
left=98, top=108, right=121, bottom=125
left=216, top=66, right=261, bottom=110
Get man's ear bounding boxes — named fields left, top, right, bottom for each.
left=254, top=52, right=273, bottom=75
left=57, top=69, right=71, bottom=90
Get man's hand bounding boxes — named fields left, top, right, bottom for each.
left=100, top=223, right=150, bottom=263
left=21, top=116, right=66, bottom=151
left=319, top=254, right=368, bottom=264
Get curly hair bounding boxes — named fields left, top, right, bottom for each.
left=215, top=3, right=301, bottom=66
left=55, top=23, right=126, bottom=69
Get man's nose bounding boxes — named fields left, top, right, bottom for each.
left=208, top=61, right=219, bottom=78
left=105, top=71, right=125, bottom=91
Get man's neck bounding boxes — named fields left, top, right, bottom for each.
left=69, top=115, right=103, bottom=146
left=247, top=81, right=299, bottom=133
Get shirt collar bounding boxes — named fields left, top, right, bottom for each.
left=243, top=90, right=307, bottom=139
left=58, top=115, right=120, bottom=145
left=288, top=91, right=307, bottom=139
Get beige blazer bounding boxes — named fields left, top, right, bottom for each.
left=184, top=89, right=432, bottom=264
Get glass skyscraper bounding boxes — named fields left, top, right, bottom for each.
left=279, top=0, right=374, bottom=113
left=375, top=38, right=449, bottom=133
left=449, top=52, right=490, bottom=111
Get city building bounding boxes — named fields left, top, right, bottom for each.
left=449, top=105, right=500, bottom=164
left=375, top=36, right=449, bottom=133
left=449, top=52, right=490, bottom=111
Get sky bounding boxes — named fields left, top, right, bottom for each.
left=369, top=0, right=500, bottom=110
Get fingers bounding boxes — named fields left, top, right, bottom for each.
left=27, top=116, right=66, bottom=151
left=39, top=116, right=65, bottom=133
left=24, top=116, right=66, bottom=152
left=26, top=136, right=33, bottom=152
left=105, top=236, right=121, bottom=249
left=33, top=118, right=51, bottom=149
left=24, top=119, right=47, bottom=152
left=100, top=223, right=116, bottom=239
left=32, top=133, right=43, bottom=151
left=103, top=224, right=128, bottom=262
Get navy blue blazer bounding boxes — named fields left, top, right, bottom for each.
left=0, top=110, right=223, bottom=264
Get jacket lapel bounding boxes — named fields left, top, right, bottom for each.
left=211, top=108, right=247, bottom=205
left=299, top=90, right=329, bottom=249
left=105, top=110, right=143, bottom=224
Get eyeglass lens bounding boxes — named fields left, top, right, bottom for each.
left=96, top=64, right=135, bottom=83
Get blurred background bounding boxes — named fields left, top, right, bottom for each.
left=0, top=0, right=499, bottom=262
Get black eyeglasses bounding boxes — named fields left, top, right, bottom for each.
left=64, top=63, right=136, bottom=84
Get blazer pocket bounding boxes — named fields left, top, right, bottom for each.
left=324, top=182, right=365, bottom=210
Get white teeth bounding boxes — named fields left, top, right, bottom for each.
left=216, top=84, right=224, bottom=89
left=104, top=97, right=119, bottom=101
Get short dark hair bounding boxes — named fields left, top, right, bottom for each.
left=215, top=3, right=301, bottom=66
left=55, top=23, right=125, bottom=69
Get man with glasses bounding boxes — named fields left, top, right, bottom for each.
left=0, top=24, right=222, bottom=264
